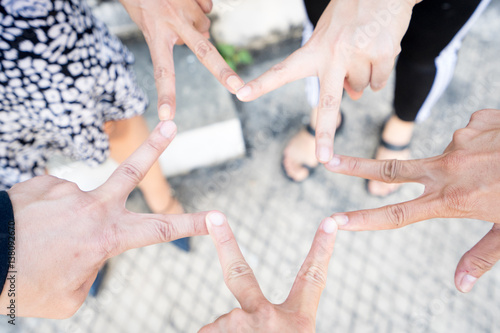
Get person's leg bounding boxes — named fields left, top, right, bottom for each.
left=368, top=0, right=488, bottom=196
left=105, top=115, right=184, bottom=214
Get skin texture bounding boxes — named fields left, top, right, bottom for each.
left=199, top=214, right=338, bottom=333
left=0, top=121, right=215, bottom=319
left=119, top=0, right=244, bottom=120
left=236, top=0, right=418, bottom=164
left=325, top=109, right=500, bottom=294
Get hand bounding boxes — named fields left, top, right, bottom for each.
left=1, top=121, right=214, bottom=319
left=119, top=0, right=245, bottom=120
left=199, top=213, right=338, bottom=332
left=236, top=0, right=418, bottom=163
left=325, top=109, right=500, bottom=293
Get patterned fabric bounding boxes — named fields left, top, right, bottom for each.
left=0, top=0, right=147, bottom=190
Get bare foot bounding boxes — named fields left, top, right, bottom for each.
left=283, top=111, right=342, bottom=182
left=283, top=128, right=318, bottom=182
left=367, top=115, right=414, bottom=197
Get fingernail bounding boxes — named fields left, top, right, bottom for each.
left=227, top=75, right=244, bottom=92
left=318, top=147, right=332, bottom=163
left=322, top=217, right=338, bottom=234
left=459, top=274, right=477, bottom=293
left=236, top=86, right=252, bottom=100
left=159, top=105, right=171, bottom=120
left=332, top=215, right=349, bottom=226
left=160, top=121, right=177, bottom=139
left=207, top=211, right=226, bottom=226
left=328, top=155, right=341, bottom=168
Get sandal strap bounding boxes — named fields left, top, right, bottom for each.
left=380, top=138, right=410, bottom=151
left=305, top=123, right=316, bottom=136
left=305, top=111, right=344, bottom=137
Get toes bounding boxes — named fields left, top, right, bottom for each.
left=283, top=157, right=310, bottom=182
left=367, top=180, right=401, bottom=197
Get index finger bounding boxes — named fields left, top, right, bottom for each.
left=331, top=194, right=443, bottom=231
left=96, top=121, right=177, bottom=199
left=325, top=154, right=429, bottom=184
left=206, top=212, right=265, bottom=312
left=285, top=218, right=338, bottom=313
left=235, top=49, right=315, bottom=102
left=180, top=25, right=245, bottom=94
left=148, top=36, right=177, bottom=120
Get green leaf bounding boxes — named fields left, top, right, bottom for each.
left=236, top=50, right=253, bottom=65
left=226, top=59, right=237, bottom=71
left=216, top=44, right=236, bottom=59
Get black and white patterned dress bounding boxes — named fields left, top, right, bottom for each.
left=0, top=0, right=148, bottom=190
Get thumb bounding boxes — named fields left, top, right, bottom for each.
left=454, top=224, right=500, bottom=293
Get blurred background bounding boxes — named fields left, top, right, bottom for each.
left=5, top=0, right=500, bottom=332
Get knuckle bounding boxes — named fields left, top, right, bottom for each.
left=319, top=94, right=341, bottom=110
left=227, top=310, right=252, bottom=331
left=297, top=264, right=327, bottom=289
left=98, top=223, right=120, bottom=258
left=316, top=130, right=333, bottom=142
left=47, top=180, right=79, bottom=198
left=440, top=151, right=467, bottom=174
left=380, top=159, right=400, bottom=183
left=294, top=313, right=316, bottom=331
left=441, top=186, right=475, bottom=217
left=469, top=109, right=490, bottom=122
left=224, top=260, right=254, bottom=283
left=253, top=303, right=278, bottom=325
left=375, top=48, right=394, bottom=63
left=195, top=40, right=214, bottom=59
left=153, top=220, right=174, bottom=243
left=271, top=62, right=286, bottom=75
left=219, top=67, right=234, bottom=82
left=466, top=251, right=496, bottom=273
left=347, top=158, right=360, bottom=174
left=200, top=15, right=211, bottom=32
left=395, top=44, right=402, bottom=55
left=347, top=79, right=365, bottom=92
left=371, top=80, right=387, bottom=91
left=154, top=66, right=175, bottom=81
left=385, top=204, right=408, bottom=228
left=158, top=96, right=174, bottom=108
left=451, top=128, right=473, bottom=146
left=146, top=135, right=166, bottom=154
left=202, top=0, right=214, bottom=13
left=118, top=162, right=145, bottom=185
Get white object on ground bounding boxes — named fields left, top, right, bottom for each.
left=47, top=119, right=246, bottom=191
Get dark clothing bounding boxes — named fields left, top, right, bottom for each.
left=0, top=191, right=14, bottom=296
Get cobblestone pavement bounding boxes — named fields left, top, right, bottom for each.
left=6, top=1, right=500, bottom=332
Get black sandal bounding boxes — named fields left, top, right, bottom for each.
left=365, top=125, right=411, bottom=196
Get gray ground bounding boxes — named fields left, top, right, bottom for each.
left=6, top=1, right=500, bottom=332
